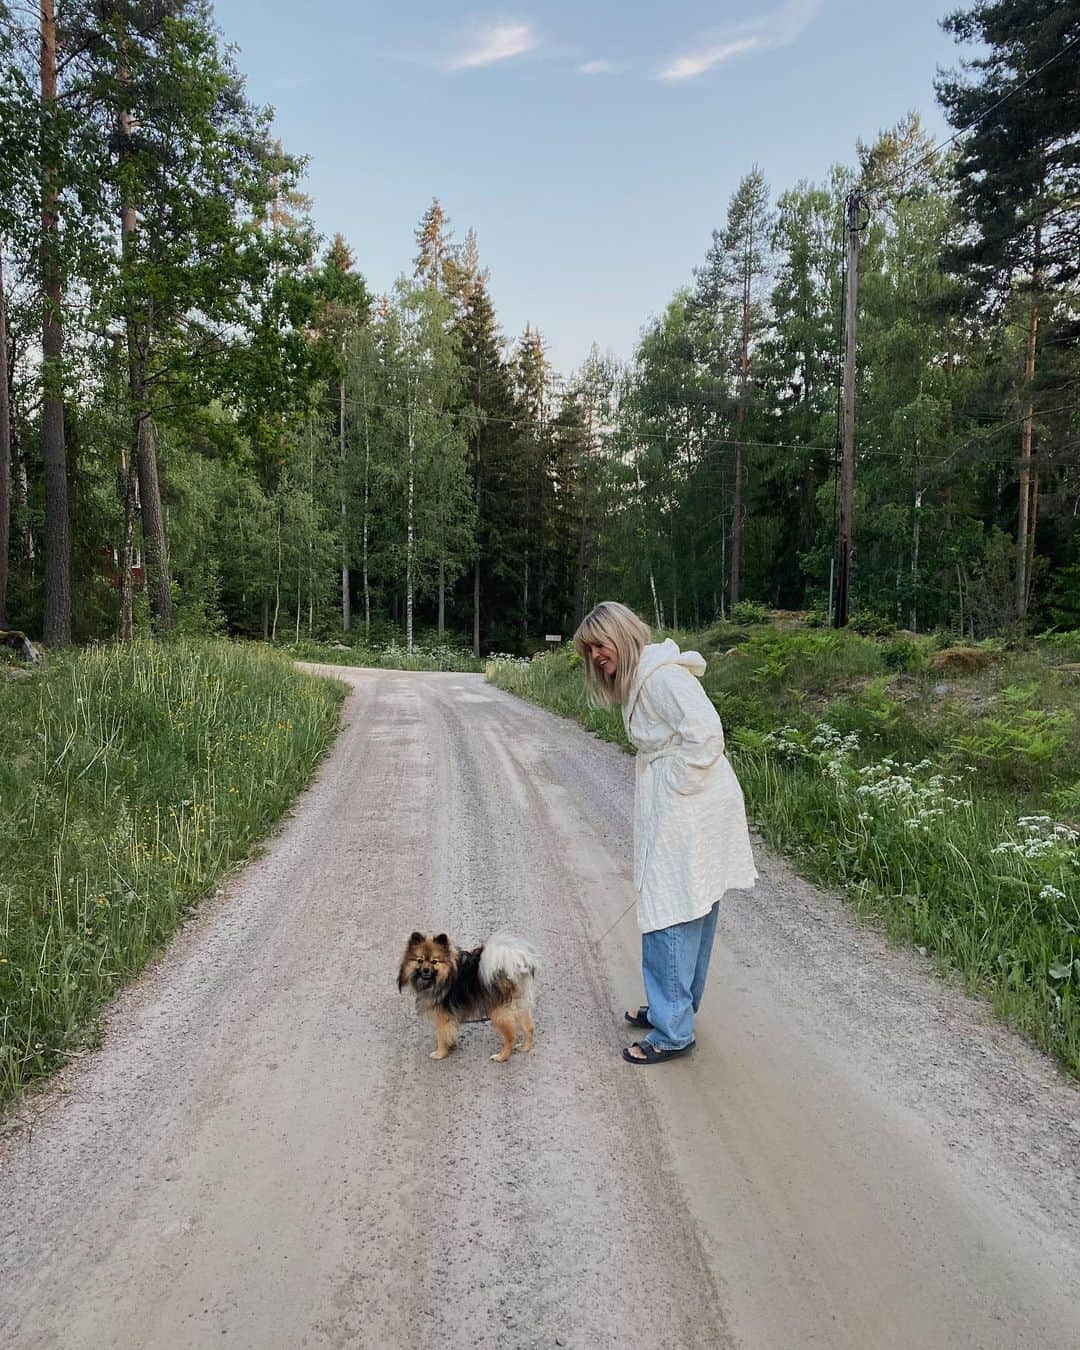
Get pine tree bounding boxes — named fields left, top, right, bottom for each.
left=936, top=0, right=1080, bottom=617
left=0, top=15, right=34, bottom=631
left=39, top=0, right=70, bottom=646
left=0, top=256, right=9, bottom=630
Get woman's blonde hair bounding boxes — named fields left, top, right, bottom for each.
left=573, top=601, right=652, bottom=709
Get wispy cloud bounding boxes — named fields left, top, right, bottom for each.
left=444, top=20, right=539, bottom=72
left=656, top=0, right=820, bottom=82
left=657, top=38, right=760, bottom=82
left=576, top=59, right=621, bottom=76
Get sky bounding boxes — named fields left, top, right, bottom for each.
left=213, top=1, right=965, bottom=377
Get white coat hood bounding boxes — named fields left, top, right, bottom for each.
left=626, top=639, right=707, bottom=716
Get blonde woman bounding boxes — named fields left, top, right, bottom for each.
left=573, top=601, right=757, bottom=1064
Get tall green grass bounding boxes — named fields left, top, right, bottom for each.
left=283, top=637, right=484, bottom=673
left=487, top=635, right=1080, bottom=1077
left=0, top=639, right=344, bottom=1105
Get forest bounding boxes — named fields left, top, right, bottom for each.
left=0, top=0, right=1077, bottom=656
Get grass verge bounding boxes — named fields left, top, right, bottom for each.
left=0, top=638, right=344, bottom=1107
left=487, top=629, right=1080, bottom=1078
left=280, top=637, right=484, bottom=673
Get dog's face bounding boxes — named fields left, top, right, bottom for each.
left=398, top=932, right=456, bottom=994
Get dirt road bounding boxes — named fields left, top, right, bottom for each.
left=2, top=667, right=1079, bottom=1349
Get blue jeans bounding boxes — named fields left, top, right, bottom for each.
left=640, top=902, right=720, bottom=1050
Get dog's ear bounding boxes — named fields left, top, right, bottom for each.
left=408, top=930, right=425, bottom=945
left=433, top=933, right=449, bottom=948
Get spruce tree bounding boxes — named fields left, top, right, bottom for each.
left=310, top=234, right=371, bottom=630
left=694, top=169, right=775, bottom=607
left=454, top=273, right=518, bottom=654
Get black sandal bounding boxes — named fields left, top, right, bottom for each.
left=622, top=1040, right=695, bottom=1065
left=624, top=1006, right=653, bottom=1029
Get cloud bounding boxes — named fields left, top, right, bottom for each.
left=656, top=0, right=820, bottom=82
left=444, top=21, right=539, bottom=72
left=576, top=59, right=621, bottom=76
left=657, top=38, right=760, bottom=82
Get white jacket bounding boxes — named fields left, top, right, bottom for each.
left=623, top=640, right=757, bottom=933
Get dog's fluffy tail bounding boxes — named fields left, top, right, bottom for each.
left=479, top=932, right=538, bottom=987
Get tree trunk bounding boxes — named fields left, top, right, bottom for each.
left=648, top=569, right=661, bottom=630
left=14, top=434, right=32, bottom=564
left=135, top=412, right=173, bottom=631
left=437, top=557, right=445, bottom=637
left=956, top=563, right=966, bottom=640
left=307, top=419, right=315, bottom=637
left=1016, top=300, right=1039, bottom=620
left=731, top=421, right=746, bottom=608
left=271, top=502, right=282, bottom=641
left=574, top=405, right=592, bottom=630
left=40, top=0, right=71, bottom=647
left=362, top=381, right=371, bottom=640
left=472, top=556, right=480, bottom=658
left=573, top=506, right=588, bottom=631
left=1025, top=473, right=1040, bottom=615
left=0, top=254, right=10, bottom=629
left=910, top=485, right=923, bottom=633
left=340, top=371, right=350, bottom=631
left=117, top=59, right=137, bottom=642
left=296, top=535, right=302, bottom=643
left=472, top=421, right=482, bottom=658
left=236, top=506, right=247, bottom=613
left=118, top=448, right=138, bottom=641
left=406, top=400, right=415, bottom=651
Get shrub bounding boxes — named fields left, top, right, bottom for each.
left=882, top=636, right=927, bottom=674
left=848, top=610, right=895, bottom=637
left=730, top=600, right=770, bottom=625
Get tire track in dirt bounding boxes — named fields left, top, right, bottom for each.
left=2, top=667, right=1078, bottom=1349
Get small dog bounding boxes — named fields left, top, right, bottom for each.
left=397, top=930, right=537, bottom=1062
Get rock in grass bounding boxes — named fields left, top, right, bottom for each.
left=0, top=630, right=40, bottom=664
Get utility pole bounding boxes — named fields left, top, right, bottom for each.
left=0, top=253, right=10, bottom=629
left=834, top=191, right=862, bottom=629
left=40, top=0, right=72, bottom=647
left=340, top=355, right=350, bottom=632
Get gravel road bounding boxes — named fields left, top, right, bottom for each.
left=2, top=666, right=1079, bottom=1350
